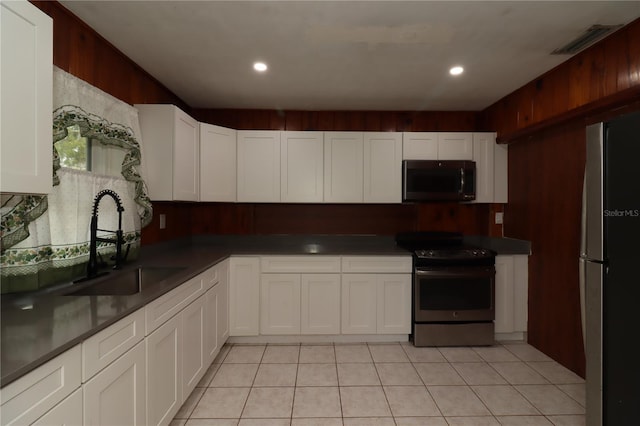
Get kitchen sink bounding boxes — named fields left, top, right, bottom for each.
left=65, top=266, right=186, bottom=296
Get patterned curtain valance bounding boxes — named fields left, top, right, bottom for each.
left=52, top=105, right=152, bottom=227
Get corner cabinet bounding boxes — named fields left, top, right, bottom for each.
left=200, top=123, right=236, bottom=202
left=229, top=256, right=261, bottom=336
left=135, top=104, right=199, bottom=201
left=1, top=0, right=53, bottom=194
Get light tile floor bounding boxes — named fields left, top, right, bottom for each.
left=171, top=341, right=585, bottom=426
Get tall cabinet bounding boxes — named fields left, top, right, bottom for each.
left=1, top=0, right=53, bottom=194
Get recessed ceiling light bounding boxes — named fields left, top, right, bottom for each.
left=449, top=66, right=464, bottom=76
left=253, top=62, right=268, bottom=72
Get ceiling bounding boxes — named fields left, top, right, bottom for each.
left=60, top=1, right=640, bottom=111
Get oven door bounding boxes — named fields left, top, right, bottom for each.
left=414, top=266, right=495, bottom=322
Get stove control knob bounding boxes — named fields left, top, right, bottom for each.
left=472, top=250, right=480, bottom=256
left=428, top=250, right=435, bottom=257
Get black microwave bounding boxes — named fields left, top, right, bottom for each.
left=402, top=160, right=476, bottom=202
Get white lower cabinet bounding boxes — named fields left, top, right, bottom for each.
left=341, top=274, right=378, bottom=334
left=301, top=274, right=341, bottom=334
left=495, top=255, right=529, bottom=336
left=261, top=274, right=301, bottom=335
left=181, top=297, right=206, bottom=399
left=341, top=274, right=411, bottom=335
left=377, top=274, right=412, bottom=334
left=0, top=346, right=81, bottom=426
left=205, top=283, right=220, bottom=364
left=146, top=315, right=182, bottom=426
left=83, top=341, right=146, bottom=426
left=229, top=257, right=260, bottom=336
left=32, top=388, right=83, bottom=426
left=217, top=260, right=230, bottom=343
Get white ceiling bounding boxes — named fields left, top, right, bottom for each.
left=60, top=1, right=640, bottom=111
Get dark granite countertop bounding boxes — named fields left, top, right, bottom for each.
left=1, top=234, right=528, bottom=387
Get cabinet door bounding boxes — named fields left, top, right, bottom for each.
left=229, top=257, right=260, bottom=336
left=217, top=260, right=230, bottom=343
left=84, top=341, right=146, bottom=426
left=146, top=315, right=182, bottom=426
left=471, top=133, right=496, bottom=203
left=281, top=131, right=324, bottom=202
left=182, top=296, right=206, bottom=399
left=494, top=256, right=515, bottom=333
left=173, top=108, right=199, bottom=201
left=494, top=143, right=509, bottom=203
left=377, top=274, right=411, bottom=334
left=513, top=255, right=529, bottom=332
left=0, top=0, right=52, bottom=194
left=205, top=284, right=220, bottom=365
left=402, top=132, right=438, bottom=160
left=260, top=274, right=301, bottom=335
left=437, top=133, right=473, bottom=160
left=324, top=132, right=364, bottom=202
left=200, top=123, right=237, bottom=202
left=363, top=132, right=402, bottom=203
left=237, top=131, right=281, bottom=202
left=301, top=274, right=341, bottom=334
left=341, top=274, right=377, bottom=334
left=32, top=388, right=82, bottom=426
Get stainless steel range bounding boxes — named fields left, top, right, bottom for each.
left=396, top=232, right=496, bottom=347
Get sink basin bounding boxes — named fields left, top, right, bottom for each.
left=66, top=266, right=186, bottom=296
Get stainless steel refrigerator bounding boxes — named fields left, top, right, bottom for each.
left=581, top=111, right=640, bottom=426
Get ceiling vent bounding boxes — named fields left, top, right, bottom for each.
left=551, top=24, right=623, bottom=55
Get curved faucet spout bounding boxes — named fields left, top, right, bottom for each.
left=86, top=189, right=127, bottom=280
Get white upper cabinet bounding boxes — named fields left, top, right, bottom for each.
left=0, top=0, right=53, bottom=194
left=363, top=132, right=402, bottom=203
left=136, top=104, right=200, bottom=201
left=437, top=132, right=474, bottom=160
left=472, top=132, right=496, bottom=203
left=494, top=142, right=509, bottom=203
left=281, top=131, right=324, bottom=202
left=471, top=132, right=508, bottom=203
left=402, top=132, right=473, bottom=161
left=402, top=132, right=438, bottom=160
left=237, top=130, right=281, bottom=202
left=324, top=132, right=364, bottom=202
left=200, top=123, right=237, bottom=202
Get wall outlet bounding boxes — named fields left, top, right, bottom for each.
left=159, top=214, right=166, bottom=229
left=495, top=212, right=504, bottom=225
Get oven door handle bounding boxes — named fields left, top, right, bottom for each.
left=415, top=267, right=494, bottom=278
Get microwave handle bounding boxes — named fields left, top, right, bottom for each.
left=459, top=167, right=465, bottom=194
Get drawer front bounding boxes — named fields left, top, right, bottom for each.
left=261, top=256, right=341, bottom=273
left=341, top=256, right=412, bottom=273
left=203, top=264, right=220, bottom=291
left=145, top=273, right=206, bottom=334
left=82, top=309, right=145, bottom=381
left=0, top=345, right=81, bottom=426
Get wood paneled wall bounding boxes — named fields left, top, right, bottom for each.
left=481, top=18, right=640, bottom=377
left=482, top=18, right=640, bottom=141
left=193, top=109, right=479, bottom=132
left=143, top=202, right=492, bottom=246
left=31, top=1, right=188, bottom=109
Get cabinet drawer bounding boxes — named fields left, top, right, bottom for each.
left=261, top=256, right=341, bottom=273
left=203, top=264, right=220, bottom=291
left=341, top=256, right=412, bottom=273
left=145, top=273, right=206, bottom=334
left=0, top=345, right=81, bottom=426
left=82, top=309, right=145, bottom=381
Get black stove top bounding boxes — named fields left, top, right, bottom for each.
left=395, top=231, right=495, bottom=266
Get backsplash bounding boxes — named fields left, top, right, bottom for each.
left=142, top=202, right=503, bottom=245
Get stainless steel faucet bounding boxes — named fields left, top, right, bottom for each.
left=86, top=189, right=127, bottom=279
